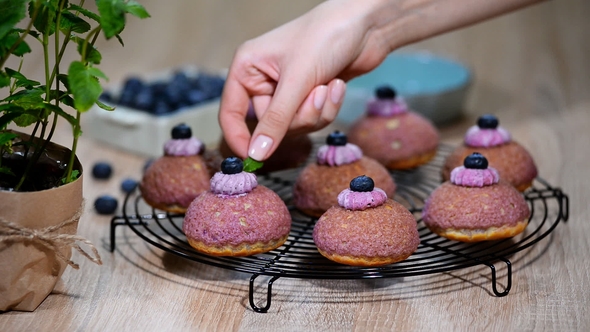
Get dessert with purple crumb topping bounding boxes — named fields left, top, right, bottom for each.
left=313, top=175, right=419, bottom=266
left=183, top=157, right=291, bottom=256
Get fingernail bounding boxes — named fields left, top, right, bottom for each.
left=313, top=86, right=328, bottom=110
left=330, top=79, right=346, bottom=104
left=248, top=134, right=273, bottom=161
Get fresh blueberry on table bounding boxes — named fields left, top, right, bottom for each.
left=350, top=175, right=375, bottom=192
left=121, top=178, right=138, bottom=193
left=464, top=152, right=489, bottom=169
left=477, top=114, right=499, bottom=129
left=92, top=162, right=113, bottom=179
left=375, top=85, right=397, bottom=100
left=94, top=195, right=118, bottom=215
left=221, top=157, right=243, bottom=174
left=326, top=131, right=347, bottom=146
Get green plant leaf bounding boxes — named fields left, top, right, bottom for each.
left=0, top=0, right=28, bottom=41
left=61, top=169, right=79, bottom=184
left=97, top=0, right=127, bottom=39
left=5, top=67, right=41, bottom=89
left=60, top=11, right=91, bottom=34
left=0, top=31, right=31, bottom=57
left=6, top=88, right=44, bottom=108
left=125, top=1, right=150, bottom=19
left=0, top=111, right=24, bottom=129
left=243, top=157, right=264, bottom=173
left=0, top=71, right=9, bottom=88
left=13, top=111, right=41, bottom=127
left=67, top=61, right=102, bottom=112
left=68, top=4, right=100, bottom=23
left=114, top=34, right=124, bottom=46
left=0, top=166, right=15, bottom=176
left=43, top=102, right=77, bottom=127
left=57, top=73, right=70, bottom=91
left=74, top=36, right=102, bottom=64
left=95, top=99, right=115, bottom=111
left=29, top=0, right=59, bottom=36
left=0, top=132, right=18, bottom=146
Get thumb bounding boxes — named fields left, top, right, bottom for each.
left=248, top=74, right=312, bottom=161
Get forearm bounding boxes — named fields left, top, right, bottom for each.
left=364, top=0, right=547, bottom=51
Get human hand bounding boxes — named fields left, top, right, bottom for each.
left=218, top=0, right=395, bottom=161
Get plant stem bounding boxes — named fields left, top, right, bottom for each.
left=65, top=111, right=81, bottom=183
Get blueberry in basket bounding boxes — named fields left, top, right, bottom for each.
left=100, top=70, right=226, bottom=115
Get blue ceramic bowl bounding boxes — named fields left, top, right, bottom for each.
left=338, top=52, right=472, bottom=125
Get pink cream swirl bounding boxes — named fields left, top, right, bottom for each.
left=450, top=166, right=500, bottom=187
left=210, top=171, right=258, bottom=197
left=317, top=143, right=363, bottom=166
left=164, top=137, right=204, bottom=156
left=464, top=125, right=511, bottom=147
left=367, top=97, right=408, bottom=117
left=337, top=188, right=388, bottom=211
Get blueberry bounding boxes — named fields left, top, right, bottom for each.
left=134, top=86, right=155, bottom=111
left=350, top=175, right=375, bottom=192
left=477, top=114, right=499, bottom=129
left=152, top=99, right=172, bottom=115
left=121, top=178, right=138, bottom=193
left=94, top=195, right=118, bottom=215
left=326, top=131, right=347, bottom=146
left=464, top=152, right=488, bottom=169
left=221, top=157, right=243, bottom=174
left=92, top=162, right=113, bottom=179
left=119, top=77, right=144, bottom=106
left=375, top=85, right=397, bottom=100
left=171, top=123, right=192, bottom=139
left=186, top=89, right=207, bottom=105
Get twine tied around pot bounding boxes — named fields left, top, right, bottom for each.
left=0, top=200, right=102, bottom=269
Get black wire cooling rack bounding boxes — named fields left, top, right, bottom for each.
left=109, top=144, right=569, bottom=313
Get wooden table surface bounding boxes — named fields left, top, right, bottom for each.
left=1, top=0, right=589, bottom=331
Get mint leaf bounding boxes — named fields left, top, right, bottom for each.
left=74, top=36, right=102, bottom=64
left=97, top=0, right=126, bottom=39
left=67, top=61, right=102, bottom=112
left=0, top=132, right=18, bottom=146
left=243, top=157, right=263, bottom=173
left=68, top=4, right=100, bottom=23
left=0, top=71, right=9, bottom=88
left=1, top=31, right=31, bottom=57
left=0, top=0, right=27, bottom=41
left=125, top=1, right=150, bottom=19
left=60, top=11, right=91, bottom=34
left=29, top=0, right=59, bottom=36
left=96, top=99, right=115, bottom=111
left=6, top=67, right=40, bottom=88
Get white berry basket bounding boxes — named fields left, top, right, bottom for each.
left=82, top=66, right=224, bottom=158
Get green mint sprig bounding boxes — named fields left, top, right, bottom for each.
left=243, top=157, right=263, bottom=173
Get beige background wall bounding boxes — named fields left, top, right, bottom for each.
left=10, top=0, right=589, bottom=116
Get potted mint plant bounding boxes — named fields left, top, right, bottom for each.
left=0, top=0, right=149, bottom=311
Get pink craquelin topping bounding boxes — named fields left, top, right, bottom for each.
left=366, top=97, right=408, bottom=117
left=337, top=188, right=388, bottom=211
left=450, top=166, right=500, bottom=187
left=164, top=137, right=204, bottom=156
left=464, top=125, right=511, bottom=147
left=210, top=171, right=258, bottom=197
left=317, top=143, right=363, bottom=166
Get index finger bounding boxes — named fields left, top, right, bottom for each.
left=218, top=75, right=252, bottom=159
left=248, top=71, right=314, bottom=161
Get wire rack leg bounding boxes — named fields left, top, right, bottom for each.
left=249, top=274, right=281, bottom=313
left=487, top=258, right=512, bottom=297
left=109, top=216, right=126, bottom=252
